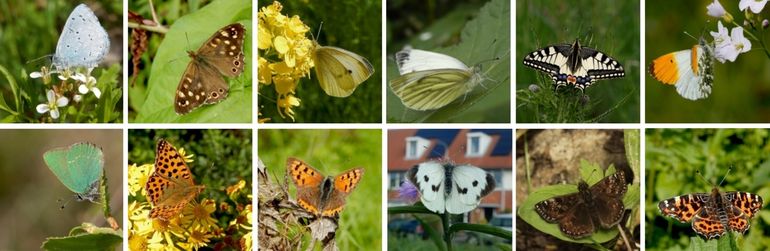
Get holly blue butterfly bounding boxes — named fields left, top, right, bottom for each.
left=43, top=143, right=104, bottom=203
left=52, top=4, right=110, bottom=70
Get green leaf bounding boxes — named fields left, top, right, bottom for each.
left=41, top=223, right=121, bottom=251
left=386, top=0, right=510, bottom=123
left=448, top=223, right=512, bottom=240
left=135, top=0, right=252, bottom=123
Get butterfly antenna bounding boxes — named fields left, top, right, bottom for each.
left=58, top=197, right=73, bottom=210
left=695, top=169, right=714, bottom=187
left=717, top=166, right=732, bottom=187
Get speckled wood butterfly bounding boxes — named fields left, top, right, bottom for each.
left=174, top=23, right=245, bottom=114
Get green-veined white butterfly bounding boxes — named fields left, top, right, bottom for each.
left=311, top=40, right=374, bottom=98
left=390, top=49, right=489, bottom=111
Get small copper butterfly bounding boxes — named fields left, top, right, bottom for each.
left=286, top=157, right=364, bottom=217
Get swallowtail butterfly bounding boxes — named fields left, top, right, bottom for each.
left=523, top=39, right=625, bottom=90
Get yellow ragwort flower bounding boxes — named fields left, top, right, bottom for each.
left=182, top=199, right=218, bottom=231
left=128, top=164, right=152, bottom=197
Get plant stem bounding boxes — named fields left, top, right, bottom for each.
left=442, top=212, right=452, bottom=251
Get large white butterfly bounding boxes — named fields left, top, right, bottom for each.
left=407, top=161, right=496, bottom=214
left=311, top=40, right=374, bottom=97
left=390, top=49, right=489, bottom=111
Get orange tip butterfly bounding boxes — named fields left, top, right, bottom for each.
left=649, top=38, right=715, bottom=100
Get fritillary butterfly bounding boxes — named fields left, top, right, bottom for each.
left=145, top=139, right=205, bottom=220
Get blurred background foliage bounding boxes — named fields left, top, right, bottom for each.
left=646, top=1, right=770, bottom=123
left=129, top=0, right=251, bottom=123
left=0, top=0, right=122, bottom=122
left=0, top=130, right=122, bottom=250
left=257, top=0, right=381, bottom=123
left=129, top=129, right=252, bottom=204
left=386, top=0, right=511, bottom=123
left=646, top=129, right=770, bottom=250
left=516, top=0, right=640, bottom=123
left=258, top=129, right=382, bottom=250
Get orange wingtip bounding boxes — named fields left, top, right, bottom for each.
left=322, top=206, right=344, bottom=217
left=649, top=52, right=680, bottom=85
left=298, top=199, right=319, bottom=214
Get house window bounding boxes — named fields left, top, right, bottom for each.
left=405, top=137, right=430, bottom=160
left=389, top=172, right=405, bottom=189
left=466, top=132, right=491, bottom=157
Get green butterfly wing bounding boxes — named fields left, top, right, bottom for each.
left=389, top=68, right=479, bottom=111
left=43, top=143, right=104, bottom=194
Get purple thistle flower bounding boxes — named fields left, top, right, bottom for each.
left=398, top=180, right=421, bottom=204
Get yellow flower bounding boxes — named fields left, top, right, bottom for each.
left=181, top=226, right=216, bottom=250
left=258, top=0, right=313, bottom=122
left=146, top=218, right=187, bottom=249
left=226, top=180, right=246, bottom=197
left=128, top=201, right=150, bottom=233
left=128, top=164, right=152, bottom=197
left=182, top=199, right=218, bottom=231
left=128, top=232, right=149, bottom=251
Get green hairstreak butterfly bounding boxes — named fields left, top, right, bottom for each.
left=43, top=142, right=104, bottom=203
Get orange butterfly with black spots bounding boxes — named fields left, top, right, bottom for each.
left=286, top=157, right=364, bottom=217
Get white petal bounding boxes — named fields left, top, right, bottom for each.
left=56, top=97, right=69, bottom=107
left=79, top=84, right=89, bottom=94
left=36, top=104, right=50, bottom=113
left=706, top=0, right=725, bottom=17
left=50, top=109, right=59, bottom=119
left=46, top=90, right=55, bottom=102
left=92, top=88, right=101, bottom=99
left=30, top=72, right=42, bottom=78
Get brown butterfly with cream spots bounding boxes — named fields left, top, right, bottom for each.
left=174, top=23, right=245, bottom=114
left=286, top=157, right=364, bottom=217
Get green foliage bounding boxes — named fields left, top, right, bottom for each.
left=516, top=0, right=640, bottom=123
left=131, top=0, right=252, bottom=123
left=518, top=162, right=639, bottom=244
left=386, top=0, right=511, bottom=123
left=41, top=223, right=122, bottom=251
left=0, top=0, right=123, bottom=123
left=129, top=129, right=252, bottom=208
left=258, top=0, right=382, bottom=123
left=646, top=129, right=770, bottom=250
left=258, top=129, right=382, bottom=250
left=646, top=1, right=770, bottom=122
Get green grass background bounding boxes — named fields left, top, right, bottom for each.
left=646, top=0, right=770, bottom=122
left=258, top=129, right=382, bottom=250
left=516, top=0, right=640, bottom=123
left=646, top=129, right=770, bottom=250
left=257, top=0, right=382, bottom=123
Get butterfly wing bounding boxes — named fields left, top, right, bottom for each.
left=43, top=143, right=104, bottom=195
left=523, top=43, right=572, bottom=76
left=321, top=168, right=364, bottom=217
left=389, top=69, right=476, bottom=111
left=174, top=23, right=245, bottom=114
left=692, top=205, right=726, bottom=239
left=725, top=191, right=763, bottom=218
left=53, top=4, right=110, bottom=69
left=395, top=49, right=469, bottom=74
left=658, top=193, right=708, bottom=223
left=535, top=192, right=582, bottom=223
left=445, top=164, right=495, bottom=214
left=649, top=41, right=714, bottom=100
left=146, top=139, right=204, bottom=220
left=286, top=157, right=325, bottom=215
left=196, top=23, right=246, bottom=78
left=407, top=162, right=446, bottom=213
left=576, top=47, right=625, bottom=81
left=557, top=203, right=596, bottom=239
left=313, top=43, right=374, bottom=97
left=588, top=170, right=627, bottom=228
left=524, top=41, right=623, bottom=89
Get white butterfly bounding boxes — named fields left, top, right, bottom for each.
left=407, top=161, right=496, bottom=214
left=312, top=41, right=374, bottom=97
left=390, top=49, right=488, bottom=111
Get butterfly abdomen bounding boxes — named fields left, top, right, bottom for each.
left=444, top=164, right=454, bottom=196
